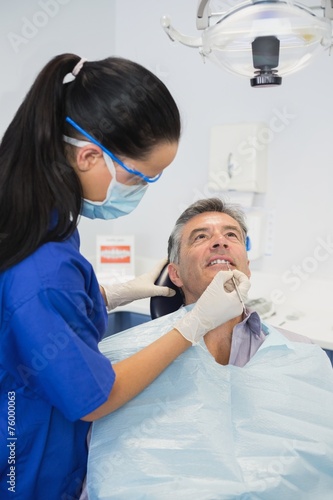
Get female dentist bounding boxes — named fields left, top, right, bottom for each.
left=0, top=54, right=248, bottom=499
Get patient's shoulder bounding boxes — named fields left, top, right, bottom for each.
left=275, top=327, right=313, bottom=344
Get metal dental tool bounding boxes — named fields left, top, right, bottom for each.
left=226, top=262, right=246, bottom=313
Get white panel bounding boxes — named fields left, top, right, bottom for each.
left=208, top=123, right=268, bottom=192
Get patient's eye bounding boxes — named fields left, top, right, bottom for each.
left=194, top=233, right=207, bottom=240
left=191, top=232, right=209, bottom=245
left=225, top=231, right=241, bottom=241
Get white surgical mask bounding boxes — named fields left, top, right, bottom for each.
left=63, top=136, right=148, bottom=220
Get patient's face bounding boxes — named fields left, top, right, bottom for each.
left=169, top=212, right=250, bottom=305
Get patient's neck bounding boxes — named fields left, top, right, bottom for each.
left=204, top=315, right=242, bottom=365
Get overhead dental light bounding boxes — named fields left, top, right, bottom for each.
left=161, top=0, right=333, bottom=87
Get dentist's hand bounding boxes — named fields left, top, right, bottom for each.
left=174, top=270, right=251, bottom=345
left=101, top=259, right=176, bottom=312
left=224, top=269, right=250, bottom=293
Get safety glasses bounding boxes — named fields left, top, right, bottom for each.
left=65, top=117, right=161, bottom=183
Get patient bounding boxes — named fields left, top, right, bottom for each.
left=168, top=197, right=312, bottom=365
left=86, top=198, right=333, bottom=500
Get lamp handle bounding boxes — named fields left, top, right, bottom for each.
left=197, top=0, right=210, bottom=29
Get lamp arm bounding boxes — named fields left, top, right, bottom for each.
left=197, top=0, right=211, bottom=29
left=324, top=0, right=333, bottom=19
left=161, top=16, right=202, bottom=47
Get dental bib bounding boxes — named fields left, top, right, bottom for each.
left=87, top=308, right=333, bottom=499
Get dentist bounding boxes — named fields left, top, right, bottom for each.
left=0, top=53, right=250, bottom=499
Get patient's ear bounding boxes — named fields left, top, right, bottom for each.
left=168, top=263, right=184, bottom=288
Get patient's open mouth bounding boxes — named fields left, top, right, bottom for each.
left=208, top=258, right=233, bottom=267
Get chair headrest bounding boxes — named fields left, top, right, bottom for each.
left=150, top=263, right=184, bottom=319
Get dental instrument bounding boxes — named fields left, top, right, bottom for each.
left=226, top=262, right=246, bottom=313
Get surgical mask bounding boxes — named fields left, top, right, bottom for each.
left=63, top=136, right=148, bottom=220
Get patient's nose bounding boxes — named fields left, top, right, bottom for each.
left=211, top=234, right=228, bottom=249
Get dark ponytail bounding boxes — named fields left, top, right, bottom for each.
left=0, top=53, right=181, bottom=271
left=0, top=54, right=82, bottom=271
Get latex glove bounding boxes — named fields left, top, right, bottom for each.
left=174, top=270, right=251, bottom=345
left=224, top=269, right=248, bottom=293
left=102, top=259, right=176, bottom=312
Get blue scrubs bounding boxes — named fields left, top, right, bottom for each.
left=0, top=229, right=115, bottom=499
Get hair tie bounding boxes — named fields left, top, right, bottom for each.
left=72, top=57, right=87, bottom=77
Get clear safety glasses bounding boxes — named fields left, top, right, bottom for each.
left=65, top=117, right=162, bottom=183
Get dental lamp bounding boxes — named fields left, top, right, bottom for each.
left=161, top=0, right=333, bottom=87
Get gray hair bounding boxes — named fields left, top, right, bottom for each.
left=168, top=198, right=248, bottom=264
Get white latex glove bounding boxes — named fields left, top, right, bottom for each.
left=224, top=269, right=249, bottom=293
left=174, top=270, right=251, bottom=345
left=102, top=259, right=176, bottom=312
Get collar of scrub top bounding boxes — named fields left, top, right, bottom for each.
left=65, top=116, right=162, bottom=183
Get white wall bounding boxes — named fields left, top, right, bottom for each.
left=2, top=0, right=333, bottom=307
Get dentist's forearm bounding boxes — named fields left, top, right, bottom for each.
left=81, top=328, right=190, bottom=421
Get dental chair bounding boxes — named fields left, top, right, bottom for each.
left=150, top=263, right=183, bottom=319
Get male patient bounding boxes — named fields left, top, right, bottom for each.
left=167, top=197, right=312, bottom=364
left=86, top=198, right=333, bottom=500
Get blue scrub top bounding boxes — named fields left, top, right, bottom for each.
left=0, top=229, right=115, bottom=499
